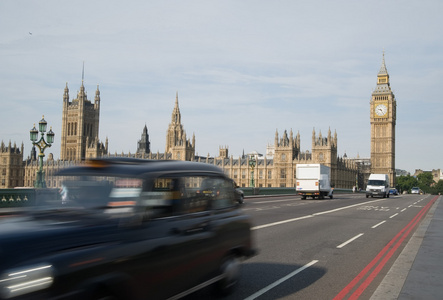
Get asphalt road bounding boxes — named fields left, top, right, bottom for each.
left=188, top=192, right=436, bottom=299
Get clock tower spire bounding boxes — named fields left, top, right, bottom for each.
left=370, top=52, right=397, bottom=187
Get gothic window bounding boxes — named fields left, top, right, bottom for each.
left=281, top=154, right=286, bottom=161
left=268, top=170, right=272, bottom=179
left=280, top=169, right=286, bottom=179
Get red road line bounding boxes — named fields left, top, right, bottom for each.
left=333, top=196, right=437, bottom=300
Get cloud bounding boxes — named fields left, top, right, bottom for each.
left=1, top=0, right=443, bottom=174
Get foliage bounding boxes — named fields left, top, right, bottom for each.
left=396, top=175, right=418, bottom=194
left=417, top=172, right=434, bottom=191
left=432, top=180, right=443, bottom=195
left=397, top=173, right=443, bottom=195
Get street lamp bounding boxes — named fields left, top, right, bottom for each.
left=249, top=155, right=256, bottom=187
left=30, top=116, right=55, bottom=188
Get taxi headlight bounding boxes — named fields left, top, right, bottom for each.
left=0, top=264, right=53, bottom=298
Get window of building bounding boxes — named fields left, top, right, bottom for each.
left=268, top=170, right=272, bottom=179
left=280, top=169, right=286, bottom=179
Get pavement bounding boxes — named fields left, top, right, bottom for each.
left=371, top=195, right=443, bottom=300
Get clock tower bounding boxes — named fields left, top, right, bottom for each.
left=370, top=53, right=397, bottom=186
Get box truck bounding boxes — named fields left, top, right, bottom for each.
left=365, top=174, right=390, bottom=198
left=296, top=164, right=333, bottom=199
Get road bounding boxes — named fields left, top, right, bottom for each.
left=188, top=192, right=436, bottom=299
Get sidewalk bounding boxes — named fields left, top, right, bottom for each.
left=371, top=196, right=443, bottom=299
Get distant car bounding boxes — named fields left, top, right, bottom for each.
left=389, top=188, right=398, bottom=195
left=411, top=187, right=420, bottom=194
left=0, top=158, right=256, bottom=300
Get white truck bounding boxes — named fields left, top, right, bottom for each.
left=296, top=164, right=333, bottom=199
left=366, top=174, right=390, bottom=198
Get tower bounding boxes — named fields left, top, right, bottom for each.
left=60, top=69, right=101, bottom=161
left=311, top=128, right=337, bottom=169
left=137, top=124, right=151, bottom=155
left=165, top=93, right=195, bottom=161
left=370, top=52, right=396, bottom=186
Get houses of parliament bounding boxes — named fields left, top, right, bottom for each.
left=1, top=56, right=398, bottom=190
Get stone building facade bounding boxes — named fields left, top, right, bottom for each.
left=0, top=142, right=24, bottom=188
left=60, top=80, right=107, bottom=161
left=198, top=128, right=357, bottom=189
left=2, top=75, right=370, bottom=190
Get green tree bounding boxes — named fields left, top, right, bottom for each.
left=433, top=180, right=443, bottom=195
left=417, top=172, right=434, bottom=193
left=396, top=175, right=418, bottom=194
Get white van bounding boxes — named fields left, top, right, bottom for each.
left=366, top=174, right=390, bottom=198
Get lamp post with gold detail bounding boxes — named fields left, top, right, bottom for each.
left=30, top=116, right=55, bottom=188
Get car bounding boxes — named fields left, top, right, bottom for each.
left=389, top=188, right=398, bottom=195
left=411, top=187, right=420, bottom=194
left=0, top=158, right=256, bottom=300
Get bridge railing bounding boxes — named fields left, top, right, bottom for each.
left=241, top=187, right=354, bottom=196
left=0, top=188, right=60, bottom=210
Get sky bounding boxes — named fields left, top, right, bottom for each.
left=1, top=0, right=442, bottom=175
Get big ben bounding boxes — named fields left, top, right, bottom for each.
left=370, top=52, right=396, bottom=187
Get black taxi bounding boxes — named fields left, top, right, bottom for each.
left=0, top=158, right=256, bottom=300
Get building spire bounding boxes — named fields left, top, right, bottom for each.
left=378, top=50, right=388, bottom=75
left=82, top=61, right=85, bottom=85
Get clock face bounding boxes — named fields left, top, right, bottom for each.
left=375, top=104, right=388, bottom=116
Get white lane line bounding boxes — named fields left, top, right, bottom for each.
left=408, top=205, right=413, bottom=207
left=253, top=199, right=300, bottom=204
left=372, top=220, right=386, bottom=228
left=401, top=208, right=407, bottom=212
left=252, top=198, right=389, bottom=231
left=243, top=260, right=319, bottom=300
left=252, top=215, right=313, bottom=230
left=337, top=233, right=364, bottom=249
left=312, top=198, right=387, bottom=216
left=390, top=213, right=399, bottom=218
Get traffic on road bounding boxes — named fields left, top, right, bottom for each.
left=187, top=192, right=437, bottom=299
left=0, top=164, right=438, bottom=299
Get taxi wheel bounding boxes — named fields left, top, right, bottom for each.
left=216, top=255, right=240, bottom=296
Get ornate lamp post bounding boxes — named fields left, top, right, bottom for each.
left=30, top=116, right=55, bottom=188
left=249, top=155, right=256, bottom=187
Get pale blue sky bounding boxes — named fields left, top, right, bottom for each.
left=1, top=0, right=442, bottom=174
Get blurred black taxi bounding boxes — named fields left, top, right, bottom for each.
left=0, top=158, right=256, bottom=300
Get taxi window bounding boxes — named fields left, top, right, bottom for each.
left=140, top=175, right=236, bottom=218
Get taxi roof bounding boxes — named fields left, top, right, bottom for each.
left=56, top=158, right=225, bottom=178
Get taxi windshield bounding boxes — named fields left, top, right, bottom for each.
left=36, top=176, right=143, bottom=212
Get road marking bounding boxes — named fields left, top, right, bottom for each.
left=253, top=198, right=299, bottom=204
left=372, top=221, right=386, bottom=228
left=337, top=233, right=364, bottom=248
left=333, top=196, right=438, bottom=300
left=252, top=215, right=313, bottom=230
left=401, top=208, right=407, bottom=212
left=313, top=199, right=387, bottom=216
left=252, top=198, right=388, bottom=230
left=243, top=260, right=319, bottom=300
left=389, top=213, right=399, bottom=218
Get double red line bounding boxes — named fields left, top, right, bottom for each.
left=334, top=196, right=438, bottom=300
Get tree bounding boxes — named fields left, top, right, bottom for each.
left=396, top=175, right=418, bottom=194
left=433, top=180, right=443, bottom=195
left=417, top=172, right=434, bottom=193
